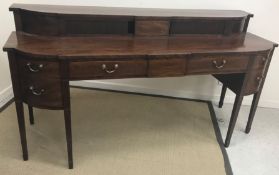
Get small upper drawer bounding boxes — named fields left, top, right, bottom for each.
left=69, top=59, right=147, bottom=80
left=187, top=54, right=250, bottom=74
left=17, top=57, right=60, bottom=78
left=135, top=18, right=170, bottom=36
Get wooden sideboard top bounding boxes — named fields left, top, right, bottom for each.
left=10, top=3, right=251, bottom=18
left=3, top=32, right=277, bottom=59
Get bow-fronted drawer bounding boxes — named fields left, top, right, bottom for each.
left=187, top=54, right=250, bottom=74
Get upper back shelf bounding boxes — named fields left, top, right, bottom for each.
left=10, top=3, right=253, bottom=37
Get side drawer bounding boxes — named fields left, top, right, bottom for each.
left=21, top=77, right=63, bottom=108
left=244, top=53, right=270, bottom=95
left=251, top=54, right=269, bottom=70
left=245, top=70, right=264, bottom=95
left=17, top=57, right=60, bottom=78
left=69, top=60, right=147, bottom=80
left=187, top=54, right=250, bottom=74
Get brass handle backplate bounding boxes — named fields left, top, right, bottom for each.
left=29, top=86, right=45, bottom=96
left=102, top=64, right=119, bottom=74
left=27, top=62, right=44, bottom=72
left=212, top=60, right=227, bottom=69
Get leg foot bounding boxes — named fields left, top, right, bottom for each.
left=64, top=109, right=73, bottom=169
left=23, top=154, right=28, bottom=161
left=245, top=93, right=260, bottom=134
left=69, top=161, right=73, bottom=169
left=15, top=101, right=29, bottom=161
left=245, top=127, right=251, bottom=134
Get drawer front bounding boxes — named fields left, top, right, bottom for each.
left=245, top=70, right=264, bottom=95
left=135, top=19, right=170, bottom=36
left=244, top=53, right=269, bottom=95
left=148, top=57, right=186, bottom=77
left=18, top=57, right=60, bottom=78
left=251, top=54, right=269, bottom=70
left=21, top=77, right=63, bottom=108
left=187, top=54, right=250, bottom=74
left=69, top=60, right=147, bottom=80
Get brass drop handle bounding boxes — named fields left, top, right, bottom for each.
left=29, top=86, right=45, bottom=96
left=212, top=60, right=227, bottom=69
left=102, top=64, right=119, bottom=74
left=27, top=62, right=44, bottom=72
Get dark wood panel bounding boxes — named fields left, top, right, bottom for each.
left=3, top=32, right=276, bottom=57
left=188, top=54, right=250, bottom=74
left=64, top=16, right=134, bottom=35
left=135, top=20, right=170, bottom=36
left=20, top=11, right=59, bottom=35
left=69, top=60, right=147, bottom=80
left=251, top=53, right=269, bottom=70
left=10, top=4, right=252, bottom=37
left=170, top=19, right=244, bottom=35
left=148, top=57, right=186, bottom=77
left=245, top=70, right=264, bottom=95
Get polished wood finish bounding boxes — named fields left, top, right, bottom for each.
left=148, top=56, right=187, bottom=77
left=9, top=3, right=252, bottom=38
left=3, top=4, right=277, bottom=169
left=3, top=33, right=275, bottom=56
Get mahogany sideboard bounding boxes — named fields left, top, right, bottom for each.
left=3, top=3, right=278, bottom=169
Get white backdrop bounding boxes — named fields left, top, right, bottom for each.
left=0, top=0, right=278, bottom=108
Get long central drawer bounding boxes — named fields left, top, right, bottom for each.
left=69, top=59, right=147, bottom=80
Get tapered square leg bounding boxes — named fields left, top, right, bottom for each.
left=245, top=93, right=260, bottom=134
left=28, top=105, right=34, bottom=125
left=64, top=108, right=73, bottom=169
left=219, top=85, right=227, bottom=108
left=225, top=95, right=243, bottom=147
left=15, top=101, right=29, bottom=160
